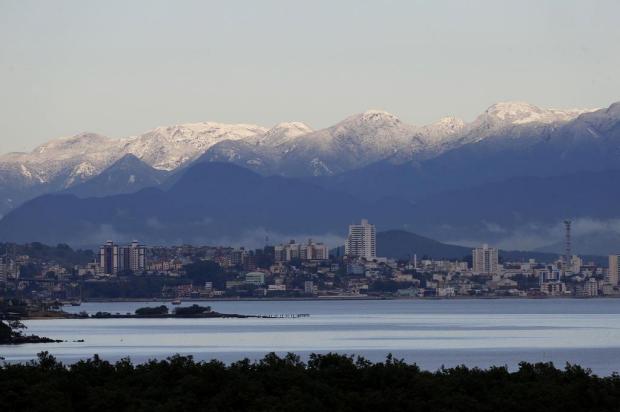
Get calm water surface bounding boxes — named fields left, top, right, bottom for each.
left=3, top=299, right=620, bottom=375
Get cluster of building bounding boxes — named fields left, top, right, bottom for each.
left=275, top=239, right=329, bottom=262
left=2, top=219, right=620, bottom=300
left=466, top=243, right=620, bottom=297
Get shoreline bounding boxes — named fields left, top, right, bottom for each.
left=78, top=295, right=620, bottom=303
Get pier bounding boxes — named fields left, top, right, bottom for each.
left=256, top=313, right=310, bottom=318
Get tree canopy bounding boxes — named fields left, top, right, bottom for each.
left=1, top=352, right=620, bottom=411
left=134, top=306, right=169, bottom=316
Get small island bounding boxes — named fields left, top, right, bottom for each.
left=1, top=299, right=309, bottom=346
left=88, top=304, right=250, bottom=319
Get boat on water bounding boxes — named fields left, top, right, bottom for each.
left=171, top=299, right=182, bottom=305
left=70, top=301, right=82, bottom=306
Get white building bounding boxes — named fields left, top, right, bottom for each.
left=304, top=280, right=316, bottom=295
left=608, top=255, right=620, bottom=286
left=582, top=277, right=599, bottom=297
left=540, top=281, right=567, bottom=296
left=275, top=239, right=329, bottom=262
left=345, top=219, right=377, bottom=260
left=124, top=241, right=146, bottom=273
left=472, top=244, right=499, bottom=275
left=245, top=272, right=266, bottom=286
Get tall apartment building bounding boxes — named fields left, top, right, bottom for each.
left=472, top=244, right=499, bottom=275
left=123, top=241, right=146, bottom=273
left=100, top=241, right=120, bottom=275
left=99, top=240, right=146, bottom=275
left=274, top=239, right=329, bottom=262
left=608, top=255, right=620, bottom=286
left=345, top=219, right=377, bottom=260
left=230, top=248, right=247, bottom=266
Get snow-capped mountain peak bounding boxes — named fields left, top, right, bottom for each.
left=0, top=101, right=605, bottom=199
left=485, top=101, right=543, bottom=123
left=119, top=122, right=268, bottom=171
left=269, top=121, right=313, bottom=136
left=481, top=101, right=594, bottom=126
left=34, top=132, right=111, bottom=155
left=350, top=109, right=403, bottom=126
left=421, top=116, right=466, bottom=144
left=256, top=122, right=314, bottom=146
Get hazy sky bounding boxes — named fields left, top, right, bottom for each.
left=1, top=0, right=619, bottom=155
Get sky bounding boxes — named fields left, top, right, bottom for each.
left=0, top=0, right=619, bottom=155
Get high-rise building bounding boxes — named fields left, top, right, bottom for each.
left=99, top=240, right=146, bottom=275
left=100, top=241, right=119, bottom=275
left=302, top=239, right=329, bottom=260
left=345, top=219, right=377, bottom=260
left=230, top=248, right=247, bottom=266
left=274, top=239, right=329, bottom=262
left=608, top=255, right=620, bottom=286
left=472, top=244, right=499, bottom=275
left=123, top=241, right=146, bottom=273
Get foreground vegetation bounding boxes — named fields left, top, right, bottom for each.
left=1, top=352, right=620, bottom=411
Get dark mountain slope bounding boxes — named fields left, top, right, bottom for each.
left=65, top=154, right=169, bottom=198
left=0, top=163, right=417, bottom=246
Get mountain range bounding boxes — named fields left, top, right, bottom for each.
left=0, top=100, right=619, bottom=253
left=0, top=101, right=596, bottom=213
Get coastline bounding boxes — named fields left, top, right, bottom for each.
left=80, top=294, right=620, bottom=303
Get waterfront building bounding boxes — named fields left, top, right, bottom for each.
left=581, top=277, right=599, bottom=297
left=245, top=271, right=266, bottom=286
left=345, top=219, right=377, bottom=260
left=268, top=284, right=286, bottom=292
left=601, top=283, right=615, bottom=295
left=608, top=255, right=620, bottom=286
left=304, top=280, right=315, bottom=294
left=472, top=244, right=499, bottom=275
left=540, top=281, right=567, bottom=296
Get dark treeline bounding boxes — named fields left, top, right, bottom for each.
left=1, top=352, right=620, bottom=411
left=0, top=242, right=94, bottom=269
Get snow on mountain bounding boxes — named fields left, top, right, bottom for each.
left=139, top=103, right=604, bottom=179
left=254, top=122, right=314, bottom=146
left=273, top=109, right=423, bottom=176
left=0, top=101, right=605, bottom=217
left=119, top=122, right=268, bottom=171
left=442, top=101, right=597, bottom=147
left=470, top=101, right=593, bottom=130
left=194, top=122, right=313, bottom=175
left=326, top=109, right=418, bottom=150
left=0, top=123, right=268, bottom=188
left=198, top=110, right=423, bottom=176
left=420, top=116, right=466, bottom=145
left=1, top=102, right=593, bottom=186
left=0, top=133, right=118, bottom=186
